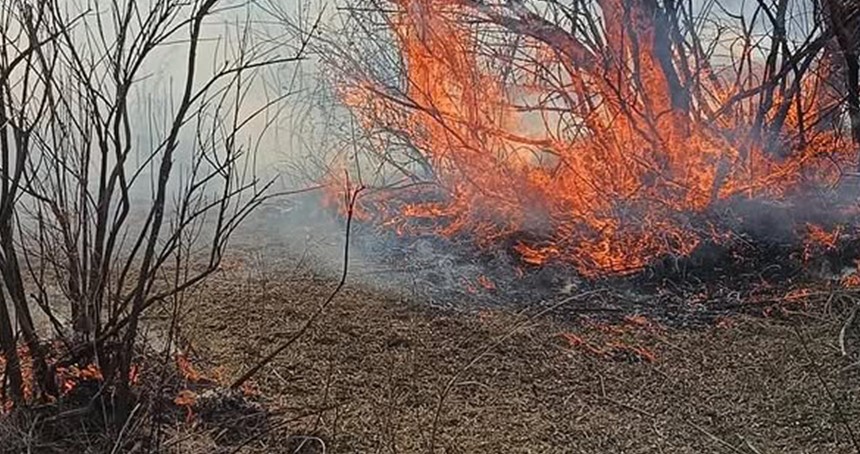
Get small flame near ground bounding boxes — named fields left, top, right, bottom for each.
left=0, top=344, right=119, bottom=413
left=172, top=351, right=258, bottom=422
left=0, top=346, right=255, bottom=416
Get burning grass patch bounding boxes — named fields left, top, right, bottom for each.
left=327, top=186, right=860, bottom=328
left=0, top=345, right=269, bottom=453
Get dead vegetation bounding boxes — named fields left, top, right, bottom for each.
left=0, top=0, right=307, bottom=447
left=163, top=249, right=860, bottom=453
left=2, top=0, right=860, bottom=452
left=313, top=0, right=860, bottom=276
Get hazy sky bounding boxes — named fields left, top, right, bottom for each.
left=127, top=0, right=818, bottom=185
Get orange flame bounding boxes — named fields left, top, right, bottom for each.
left=56, top=363, right=104, bottom=395
left=842, top=260, right=860, bottom=287
left=802, top=223, right=842, bottom=261
left=176, top=352, right=204, bottom=383
left=334, top=0, right=853, bottom=275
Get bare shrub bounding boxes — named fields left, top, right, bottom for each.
left=0, top=0, right=305, bottom=417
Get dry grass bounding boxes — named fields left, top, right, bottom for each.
left=4, top=252, right=858, bottom=453
left=174, top=257, right=860, bottom=453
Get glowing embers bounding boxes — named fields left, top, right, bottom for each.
left=803, top=223, right=843, bottom=261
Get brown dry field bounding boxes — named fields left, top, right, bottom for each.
left=170, top=249, right=860, bottom=453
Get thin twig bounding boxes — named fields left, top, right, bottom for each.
left=110, top=402, right=143, bottom=454
left=427, top=289, right=606, bottom=453
left=840, top=304, right=859, bottom=357
left=684, top=420, right=747, bottom=454
left=794, top=324, right=860, bottom=454
left=226, top=405, right=341, bottom=454
left=229, top=185, right=364, bottom=390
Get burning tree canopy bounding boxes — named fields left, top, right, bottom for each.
left=319, top=0, right=859, bottom=276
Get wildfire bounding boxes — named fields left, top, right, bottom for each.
left=176, top=351, right=205, bottom=383
left=802, top=223, right=843, bottom=261
left=1, top=344, right=112, bottom=412
left=331, top=0, right=854, bottom=276
left=0, top=346, right=35, bottom=412
left=56, top=364, right=104, bottom=395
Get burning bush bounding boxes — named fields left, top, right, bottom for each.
left=320, top=0, right=859, bottom=276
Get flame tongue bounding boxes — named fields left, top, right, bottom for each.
left=335, top=0, right=852, bottom=276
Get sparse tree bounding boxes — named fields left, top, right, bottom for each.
left=0, top=0, right=304, bottom=417
left=820, top=0, right=860, bottom=167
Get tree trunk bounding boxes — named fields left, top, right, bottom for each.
left=0, top=289, right=24, bottom=406
left=822, top=0, right=860, bottom=169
